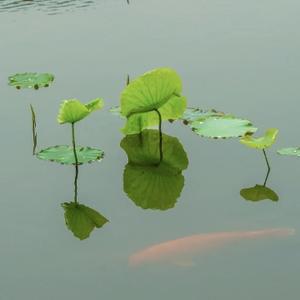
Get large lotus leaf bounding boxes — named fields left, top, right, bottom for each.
left=181, top=108, right=225, bottom=124
left=120, top=68, right=186, bottom=134
left=62, top=202, right=108, bottom=240
left=36, top=145, right=104, bottom=165
left=121, top=68, right=182, bottom=116
left=123, top=163, right=185, bottom=210
left=277, top=147, right=300, bottom=157
left=240, top=128, right=278, bottom=150
left=57, top=98, right=104, bottom=124
left=122, top=95, right=186, bottom=135
left=191, top=116, right=257, bottom=139
left=240, top=185, right=279, bottom=202
left=8, top=72, right=54, bottom=89
left=120, top=129, right=188, bottom=171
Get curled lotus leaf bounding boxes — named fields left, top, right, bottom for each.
left=36, top=145, right=104, bottom=165
left=57, top=98, right=104, bottom=124
left=277, top=147, right=300, bottom=157
left=120, top=68, right=186, bottom=134
left=240, top=185, right=279, bottom=202
left=181, top=107, right=225, bottom=124
left=240, top=128, right=279, bottom=150
left=8, top=72, right=54, bottom=89
left=121, top=130, right=188, bottom=210
left=62, top=202, right=108, bottom=240
left=190, top=116, right=257, bottom=139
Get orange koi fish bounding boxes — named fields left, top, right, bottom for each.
left=129, top=228, right=295, bottom=266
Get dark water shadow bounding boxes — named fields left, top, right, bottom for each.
left=240, top=166, right=279, bottom=202
left=61, top=163, right=109, bottom=240
left=121, top=129, right=189, bottom=211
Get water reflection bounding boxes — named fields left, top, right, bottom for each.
left=240, top=167, right=279, bottom=202
left=0, top=0, right=97, bottom=14
left=61, top=164, right=108, bottom=240
left=129, top=228, right=295, bottom=267
left=121, top=129, right=189, bottom=210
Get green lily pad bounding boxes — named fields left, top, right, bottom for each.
left=62, top=202, right=108, bottom=240
left=240, top=128, right=279, bottom=149
left=109, top=106, right=123, bottom=117
left=120, top=68, right=186, bottom=134
left=181, top=108, right=225, bottom=124
left=36, top=145, right=104, bottom=165
left=8, top=72, right=54, bottom=89
left=57, top=98, right=104, bottom=124
left=240, top=185, right=279, bottom=202
left=277, top=147, right=300, bottom=157
left=121, top=130, right=188, bottom=210
left=190, top=116, right=257, bottom=139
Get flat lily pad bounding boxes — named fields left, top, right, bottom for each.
left=181, top=108, right=225, bottom=124
left=240, top=185, right=279, bottom=202
left=277, top=147, right=300, bottom=157
left=57, top=98, right=104, bottom=124
left=36, top=145, right=104, bottom=165
left=240, top=128, right=279, bottom=149
left=8, top=72, right=54, bottom=89
left=190, top=116, right=257, bottom=139
left=62, top=202, right=108, bottom=240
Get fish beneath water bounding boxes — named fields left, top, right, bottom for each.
left=129, top=228, right=295, bottom=267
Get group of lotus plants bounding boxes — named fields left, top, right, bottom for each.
left=7, top=67, right=299, bottom=239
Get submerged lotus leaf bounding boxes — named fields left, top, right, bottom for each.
left=240, top=128, right=279, bottom=149
left=120, top=68, right=186, bottom=134
left=8, top=72, right=54, bottom=89
left=62, top=202, right=108, bottom=240
left=240, top=185, right=279, bottom=202
left=36, top=145, right=104, bottom=165
left=181, top=107, right=225, bottom=124
left=191, top=116, right=257, bottom=139
left=277, top=147, right=300, bottom=157
left=57, top=98, right=104, bottom=124
left=121, top=130, right=188, bottom=210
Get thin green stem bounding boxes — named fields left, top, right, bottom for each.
left=263, top=168, right=270, bottom=187
left=154, top=109, right=163, bottom=163
left=263, top=149, right=271, bottom=174
left=30, top=104, right=37, bottom=155
left=71, top=123, right=79, bottom=203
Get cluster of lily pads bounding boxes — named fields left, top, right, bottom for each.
left=7, top=68, right=298, bottom=239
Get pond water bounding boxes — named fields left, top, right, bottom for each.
left=1, top=0, right=300, bottom=299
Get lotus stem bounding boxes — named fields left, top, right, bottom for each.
left=30, top=104, right=37, bottom=155
left=262, top=149, right=271, bottom=174
left=154, top=109, right=163, bottom=163
left=71, top=123, right=79, bottom=203
left=263, top=168, right=271, bottom=187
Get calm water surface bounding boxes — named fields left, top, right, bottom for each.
left=1, top=1, right=300, bottom=299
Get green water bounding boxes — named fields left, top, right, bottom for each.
left=1, top=1, right=300, bottom=299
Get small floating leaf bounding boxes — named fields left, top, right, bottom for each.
left=277, top=147, right=300, bottom=157
left=57, top=98, right=104, bottom=124
left=240, top=128, right=279, bottom=149
left=120, top=68, right=186, bottom=134
left=240, top=185, right=279, bottom=202
left=62, top=202, right=108, bottom=240
left=8, top=72, right=54, bottom=89
left=109, top=106, right=123, bottom=117
left=36, top=145, right=104, bottom=165
left=190, top=116, right=257, bottom=139
left=181, top=108, right=225, bottom=124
